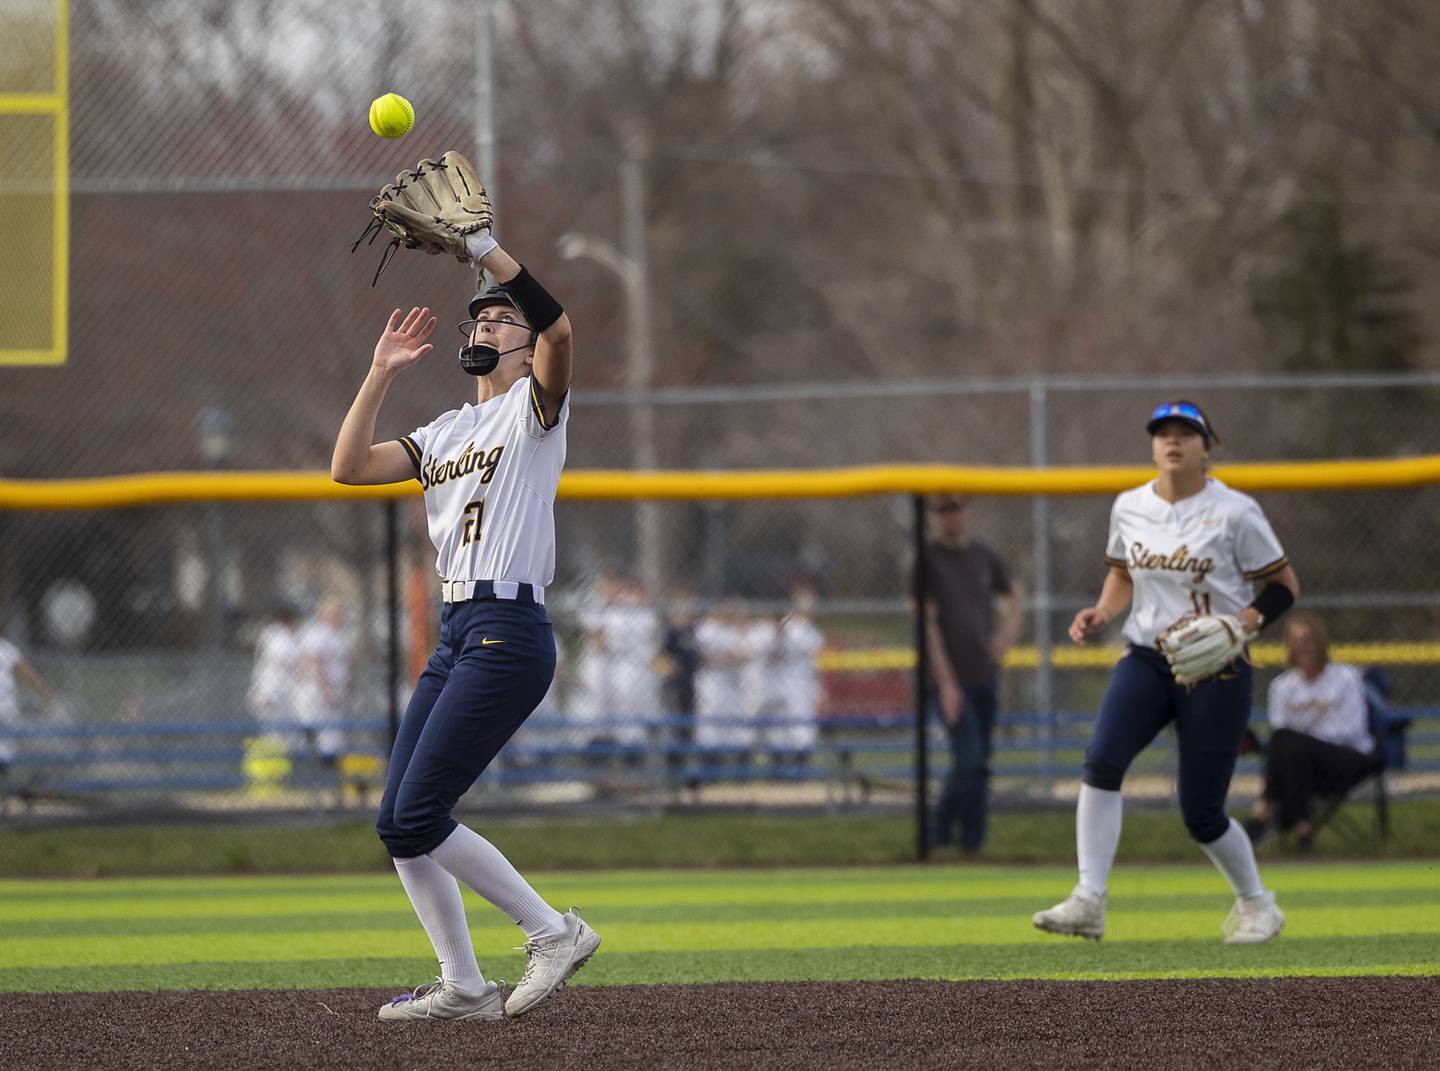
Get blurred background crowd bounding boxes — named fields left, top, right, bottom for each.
left=2, top=0, right=1439, bottom=838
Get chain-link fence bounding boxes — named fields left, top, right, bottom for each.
left=3, top=418, right=1439, bottom=831
left=8, top=1, right=1440, bottom=475
left=5, top=1, right=1440, bottom=843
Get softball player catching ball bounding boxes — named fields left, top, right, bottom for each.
left=1033, top=401, right=1300, bottom=945
left=335, top=152, right=598, bottom=1021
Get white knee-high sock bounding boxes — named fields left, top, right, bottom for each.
left=1076, top=784, right=1123, bottom=895
left=393, top=855, right=485, bottom=992
left=1199, top=817, right=1266, bottom=900
left=429, top=823, right=567, bottom=941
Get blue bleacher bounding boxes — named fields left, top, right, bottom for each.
left=3, top=708, right=1436, bottom=797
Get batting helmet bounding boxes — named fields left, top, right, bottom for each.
left=459, top=283, right=537, bottom=376
left=468, top=284, right=522, bottom=321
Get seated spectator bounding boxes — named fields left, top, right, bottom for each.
left=1246, top=612, right=1380, bottom=850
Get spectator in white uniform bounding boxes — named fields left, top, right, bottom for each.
left=571, top=573, right=659, bottom=753
left=1246, top=612, right=1379, bottom=850
left=766, top=581, right=825, bottom=771
left=741, top=611, right=781, bottom=747
left=0, top=633, right=55, bottom=781
left=293, top=596, right=353, bottom=764
left=695, top=603, right=754, bottom=767
left=605, top=578, right=663, bottom=749
left=247, top=604, right=302, bottom=748
left=569, top=570, right=620, bottom=747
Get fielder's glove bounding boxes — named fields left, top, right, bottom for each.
left=351, top=150, right=494, bottom=284
left=1156, top=614, right=1249, bottom=686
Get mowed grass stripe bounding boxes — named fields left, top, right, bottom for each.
left=10, top=885, right=1440, bottom=940
left=0, top=869, right=933, bottom=902
left=3, top=904, right=1438, bottom=970
left=2, top=860, right=1436, bottom=904
left=0, top=864, right=1033, bottom=899
left=3, top=862, right=1438, bottom=920
left=3, top=936, right=1439, bottom=993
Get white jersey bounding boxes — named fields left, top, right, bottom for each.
left=741, top=619, right=781, bottom=716
left=247, top=622, right=299, bottom=722
left=0, top=639, right=19, bottom=765
left=1105, top=478, right=1287, bottom=648
left=771, top=616, right=824, bottom=751
left=399, top=375, right=569, bottom=586
left=601, top=600, right=663, bottom=744
left=776, top=616, right=823, bottom=707
left=604, top=601, right=662, bottom=687
left=0, top=638, right=21, bottom=722
left=294, top=619, right=351, bottom=713
left=292, top=618, right=352, bottom=757
left=1268, top=663, right=1374, bottom=755
left=695, top=619, right=752, bottom=748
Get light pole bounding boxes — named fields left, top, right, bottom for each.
left=558, top=137, right=663, bottom=594
left=474, top=0, right=497, bottom=247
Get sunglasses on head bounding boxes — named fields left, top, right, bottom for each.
left=1149, top=402, right=1207, bottom=430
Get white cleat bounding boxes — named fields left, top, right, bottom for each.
left=1223, top=890, right=1285, bottom=945
left=377, top=978, right=505, bottom=1021
left=1032, top=885, right=1107, bottom=941
left=504, top=909, right=602, bottom=1018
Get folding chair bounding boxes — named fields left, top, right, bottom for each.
left=1310, top=667, right=1410, bottom=842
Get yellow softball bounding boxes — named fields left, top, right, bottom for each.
left=368, top=93, right=415, bottom=139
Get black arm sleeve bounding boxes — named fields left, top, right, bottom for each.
left=1249, top=581, right=1295, bottom=630
left=501, top=265, right=564, bottom=333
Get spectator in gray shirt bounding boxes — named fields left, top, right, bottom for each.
left=918, top=495, right=1023, bottom=853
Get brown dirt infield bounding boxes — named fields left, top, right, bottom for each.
left=7, top=977, right=1436, bottom=1070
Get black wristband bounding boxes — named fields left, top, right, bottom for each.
left=1249, top=581, right=1295, bottom=630
left=501, top=265, right=564, bottom=334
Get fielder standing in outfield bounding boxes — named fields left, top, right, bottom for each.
left=335, top=152, right=598, bottom=1021
left=1033, top=401, right=1300, bottom=945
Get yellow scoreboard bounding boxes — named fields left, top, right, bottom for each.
left=0, top=0, right=68, bottom=365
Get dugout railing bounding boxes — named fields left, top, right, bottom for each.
left=3, top=460, right=1440, bottom=856
left=4, top=703, right=1436, bottom=822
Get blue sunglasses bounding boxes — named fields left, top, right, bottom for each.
left=1148, top=403, right=1208, bottom=432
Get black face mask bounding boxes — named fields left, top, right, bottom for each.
left=457, top=341, right=533, bottom=376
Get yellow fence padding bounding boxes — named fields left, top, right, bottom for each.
left=818, top=642, right=1440, bottom=672
left=4, top=454, right=1440, bottom=509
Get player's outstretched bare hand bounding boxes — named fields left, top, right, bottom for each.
left=1069, top=607, right=1111, bottom=645
left=373, top=306, right=437, bottom=374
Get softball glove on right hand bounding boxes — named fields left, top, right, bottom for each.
left=351, top=150, right=494, bottom=283
left=1156, top=614, right=1248, bottom=686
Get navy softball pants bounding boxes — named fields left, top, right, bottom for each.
left=377, top=596, right=556, bottom=858
left=929, top=680, right=999, bottom=852
left=1083, top=644, right=1252, bottom=845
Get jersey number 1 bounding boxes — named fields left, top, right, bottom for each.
left=1190, top=590, right=1212, bottom=616
left=461, top=499, right=485, bottom=546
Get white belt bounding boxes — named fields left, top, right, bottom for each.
left=440, top=579, right=545, bottom=605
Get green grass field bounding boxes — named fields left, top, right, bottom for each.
left=6, top=798, right=1440, bottom=878
left=3, top=861, right=1436, bottom=994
